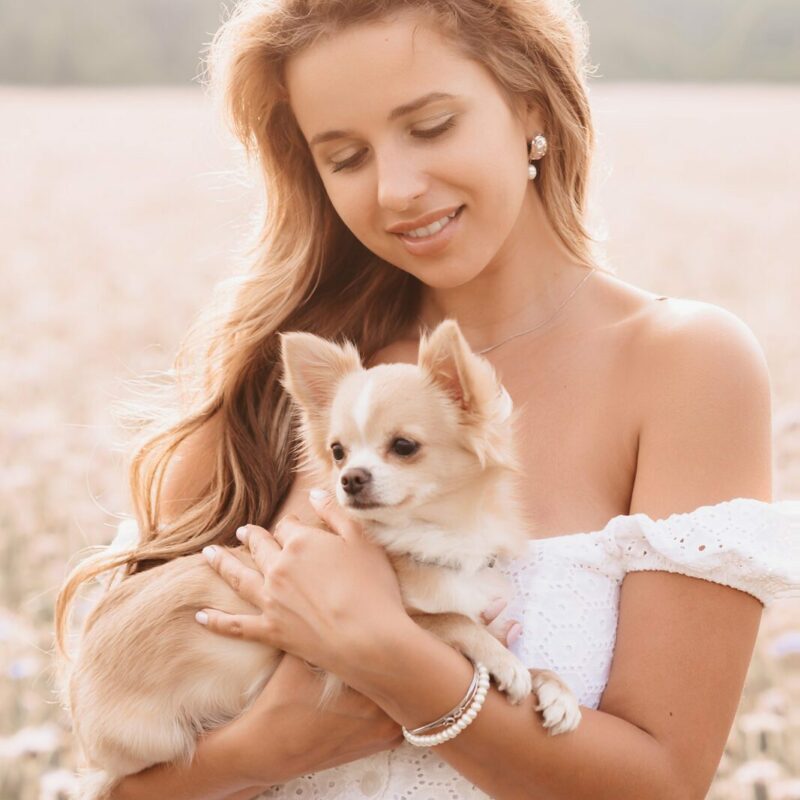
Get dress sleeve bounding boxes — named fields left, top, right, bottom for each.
left=110, top=517, right=140, bottom=550
left=96, top=518, right=141, bottom=588
left=608, top=498, right=800, bottom=606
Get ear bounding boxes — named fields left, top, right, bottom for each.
left=279, top=332, right=363, bottom=419
left=417, top=319, right=496, bottom=417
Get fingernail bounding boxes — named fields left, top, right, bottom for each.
left=202, top=546, right=217, bottom=562
left=309, top=488, right=329, bottom=504
left=236, top=526, right=249, bottom=542
left=507, top=623, right=523, bottom=646
left=195, top=611, right=208, bottom=625
left=482, top=598, right=507, bottom=619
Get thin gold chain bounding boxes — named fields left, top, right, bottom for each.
left=417, top=267, right=597, bottom=355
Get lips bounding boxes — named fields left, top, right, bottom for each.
left=387, top=204, right=464, bottom=235
left=393, top=205, right=465, bottom=256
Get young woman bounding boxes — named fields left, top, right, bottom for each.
left=58, top=1, right=797, bottom=798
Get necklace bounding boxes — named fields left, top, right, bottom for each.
left=417, top=267, right=597, bottom=355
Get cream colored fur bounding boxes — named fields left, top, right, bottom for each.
left=64, top=319, right=579, bottom=799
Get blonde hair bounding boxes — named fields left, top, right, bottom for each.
left=56, top=0, right=600, bottom=654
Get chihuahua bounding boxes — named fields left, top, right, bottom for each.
left=63, top=319, right=580, bottom=799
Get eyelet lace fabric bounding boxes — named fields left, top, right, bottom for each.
left=254, top=498, right=799, bottom=799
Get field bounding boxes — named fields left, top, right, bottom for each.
left=1, top=84, right=798, bottom=799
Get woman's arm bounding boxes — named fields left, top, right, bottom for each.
left=109, top=711, right=259, bottom=800
left=322, top=304, right=772, bottom=800
left=112, top=416, right=407, bottom=799
left=110, top=652, right=404, bottom=800
left=339, top=575, right=760, bottom=800
left=111, top=603, right=518, bottom=800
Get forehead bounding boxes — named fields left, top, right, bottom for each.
left=285, top=12, right=488, bottom=137
left=331, top=365, right=444, bottom=438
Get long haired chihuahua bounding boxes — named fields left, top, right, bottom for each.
left=62, top=319, right=579, bottom=799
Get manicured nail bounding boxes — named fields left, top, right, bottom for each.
left=309, top=488, right=329, bottom=504
left=507, top=623, right=523, bottom=646
left=482, top=598, right=507, bottom=619
left=236, top=526, right=249, bottom=542
left=195, top=611, right=208, bottom=625
left=202, top=546, right=217, bottom=562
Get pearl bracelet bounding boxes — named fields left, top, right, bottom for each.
left=406, top=661, right=481, bottom=736
left=402, top=662, right=491, bottom=747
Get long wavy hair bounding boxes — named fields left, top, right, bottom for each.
left=56, top=0, right=601, bottom=655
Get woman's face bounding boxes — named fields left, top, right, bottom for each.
left=285, top=11, right=541, bottom=289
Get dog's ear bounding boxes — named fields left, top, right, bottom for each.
left=279, top=332, right=363, bottom=418
left=417, top=319, right=498, bottom=418
left=418, top=320, right=519, bottom=471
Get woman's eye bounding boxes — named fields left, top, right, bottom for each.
left=331, top=443, right=346, bottom=461
left=392, top=438, right=418, bottom=457
left=411, top=116, right=456, bottom=139
left=330, top=150, right=366, bottom=174
left=328, top=117, right=456, bottom=174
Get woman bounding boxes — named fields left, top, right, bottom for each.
left=58, top=1, right=797, bottom=798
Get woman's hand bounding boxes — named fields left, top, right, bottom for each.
left=480, top=598, right=523, bottom=648
left=107, top=652, right=405, bottom=800
left=232, top=652, right=404, bottom=785
left=220, top=598, right=521, bottom=788
left=109, top=500, right=522, bottom=800
left=197, top=489, right=408, bottom=676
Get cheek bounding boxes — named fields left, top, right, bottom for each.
left=436, top=154, right=525, bottom=273
left=320, top=175, right=374, bottom=238
left=468, top=133, right=529, bottom=221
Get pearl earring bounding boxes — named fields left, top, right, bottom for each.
left=528, top=133, right=548, bottom=180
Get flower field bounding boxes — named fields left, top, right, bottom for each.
left=1, top=84, right=798, bottom=799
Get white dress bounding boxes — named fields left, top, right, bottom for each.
left=258, top=497, right=800, bottom=799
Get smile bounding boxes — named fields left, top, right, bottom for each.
left=404, top=208, right=459, bottom=238
left=394, top=205, right=465, bottom=256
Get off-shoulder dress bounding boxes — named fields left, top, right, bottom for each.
left=258, top=497, right=800, bottom=799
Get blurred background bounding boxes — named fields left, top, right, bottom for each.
left=1, top=1, right=798, bottom=798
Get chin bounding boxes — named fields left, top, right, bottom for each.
left=376, top=248, right=487, bottom=290
left=413, top=263, right=488, bottom=291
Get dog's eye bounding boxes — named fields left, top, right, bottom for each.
left=392, top=438, right=418, bottom=457
left=331, top=443, right=345, bottom=461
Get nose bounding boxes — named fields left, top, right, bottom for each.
left=341, top=467, right=372, bottom=496
left=375, top=150, right=428, bottom=212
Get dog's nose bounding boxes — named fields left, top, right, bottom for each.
left=341, top=467, right=372, bottom=495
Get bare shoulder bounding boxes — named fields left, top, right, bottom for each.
left=626, top=293, right=773, bottom=513
left=634, top=294, right=769, bottom=378
left=571, top=271, right=770, bottom=414
left=628, top=295, right=772, bottom=439
left=589, top=271, right=769, bottom=374
left=579, top=272, right=773, bottom=512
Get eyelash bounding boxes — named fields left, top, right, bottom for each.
left=329, top=116, right=457, bottom=174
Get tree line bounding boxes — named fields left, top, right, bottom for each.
left=1, top=0, right=798, bottom=84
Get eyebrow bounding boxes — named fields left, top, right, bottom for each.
left=308, top=92, right=457, bottom=148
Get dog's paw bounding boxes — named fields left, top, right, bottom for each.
left=530, top=670, right=581, bottom=735
left=490, top=657, right=532, bottom=704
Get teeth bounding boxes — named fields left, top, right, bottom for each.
left=405, top=209, right=459, bottom=238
